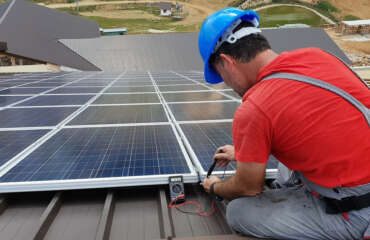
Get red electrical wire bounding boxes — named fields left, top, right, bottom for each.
left=168, top=194, right=216, bottom=216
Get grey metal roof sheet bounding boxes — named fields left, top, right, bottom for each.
left=0, top=0, right=100, bottom=71
left=60, top=28, right=350, bottom=72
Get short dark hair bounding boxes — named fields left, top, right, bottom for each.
left=209, top=21, right=271, bottom=67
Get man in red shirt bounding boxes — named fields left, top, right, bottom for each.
left=199, top=8, right=370, bottom=240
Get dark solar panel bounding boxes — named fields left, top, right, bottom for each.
left=23, top=83, right=65, bottom=87
left=0, top=130, right=49, bottom=166
left=0, top=88, right=51, bottom=94
left=180, top=122, right=278, bottom=173
left=163, top=92, right=229, bottom=102
left=104, top=86, right=156, bottom=93
left=49, top=87, right=104, bottom=94
left=158, top=85, right=208, bottom=92
left=112, top=82, right=153, bottom=87
left=0, top=107, right=78, bottom=128
left=0, top=126, right=190, bottom=182
left=93, top=94, right=160, bottom=104
left=68, top=105, right=167, bottom=125
left=181, top=122, right=236, bottom=172
left=0, top=96, right=31, bottom=107
left=17, top=95, right=94, bottom=106
left=169, top=102, right=240, bottom=121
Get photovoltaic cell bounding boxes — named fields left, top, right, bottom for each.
left=0, top=88, right=51, bottom=95
left=0, top=107, right=78, bottom=128
left=0, top=130, right=49, bottom=166
left=181, top=122, right=236, bottom=172
left=49, top=87, right=104, bottom=94
left=18, top=95, right=94, bottom=106
left=93, top=93, right=160, bottom=104
left=158, top=85, right=208, bottom=92
left=180, top=122, right=278, bottom=173
left=0, top=126, right=190, bottom=182
left=104, top=86, right=156, bottom=93
left=169, top=102, right=240, bottom=121
left=0, top=96, right=32, bottom=107
left=163, top=92, right=229, bottom=102
left=68, top=105, right=168, bottom=125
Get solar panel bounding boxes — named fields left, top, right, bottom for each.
left=180, top=122, right=278, bottom=178
left=0, top=126, right=191, bottom=183
left=0, top=88, right=51, bottom=94
left=169, top=102, right=240, bottom=121
left=0, top=71, right=278, bottom=193
left=104, top=86, right=156, bottom=93
left=158, top=84, right=208, bottom=92
left=0, top=96, right=32, bottom=107
left=49, top=87, right=104, bottom=94
left=68, top=105, right=168, bottom=125
left=162, top=92, right=230, bottom=102
left=0, top=130, right=49, bottom=166
left=17, top=95, right=94, bottom=106
left=0, top=107, right=78, bottom=128
left=93, top=93, right=160, bottom=104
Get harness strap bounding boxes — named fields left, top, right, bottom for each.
left=261, top=72, right=370, bottom=127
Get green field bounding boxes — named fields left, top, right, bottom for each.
left=56, top=5, right=327, bottom=33
left=258, top=6, right=327, bottom=27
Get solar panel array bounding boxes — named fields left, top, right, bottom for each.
left=0, top=71, right=277, bottom=193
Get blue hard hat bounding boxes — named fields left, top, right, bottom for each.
left=198, top=8, right=260, bottom=84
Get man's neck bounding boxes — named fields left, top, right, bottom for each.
left=237, top=49, right=279, bottom=91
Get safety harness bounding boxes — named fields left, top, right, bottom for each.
left=260, top=57, right=370, bottom=214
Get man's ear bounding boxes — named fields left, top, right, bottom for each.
left=219, top=54, right=235, bottom=69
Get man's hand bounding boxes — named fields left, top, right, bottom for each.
left=214, top=145, right=235, bottom=167
left=202, top=176, right=221, bottom=193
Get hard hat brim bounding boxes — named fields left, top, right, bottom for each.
left=204, top=62, right=223, bottom=84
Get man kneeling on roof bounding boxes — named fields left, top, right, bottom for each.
left=199, top=8, right=370, bottom=240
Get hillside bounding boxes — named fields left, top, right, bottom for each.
left=327, top=0, right=370, bottom=19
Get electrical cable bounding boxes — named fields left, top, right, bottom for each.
left=168, top=165, right=228, bottom=216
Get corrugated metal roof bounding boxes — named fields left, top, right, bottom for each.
left=0, top=185, right=259, bottom=240
left=0, top=0, right=100, bottom=71
left=60, top=27, right=351, bottom=72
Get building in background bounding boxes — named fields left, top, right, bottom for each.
left=0, top=0, right=101, bottom=71
left=337, top=20, right=370, bottom=35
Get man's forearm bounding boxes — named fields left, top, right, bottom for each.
left=213, top=176, right=260, bottom=200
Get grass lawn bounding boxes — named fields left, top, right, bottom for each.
left=258, top=6, right=327, bottom=27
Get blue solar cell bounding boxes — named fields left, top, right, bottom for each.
left=0, top=96, right=31, bottom=107
left=104, top=86, right=156, bottom=93
left=163, top=92, right=229, bottom=102
left=0, top=88, right=51, bottom=94
left=49, top=87, right=104, bottom=94
left=0, top=107, right=78, bottom=128
left=69, top=105, right=167, bottom=125
left=169, top=102, right=240, bottom=121
left=93, top=94, right=160, bottom=104
left=18, top=95, right=94, bottom=106
left=158, top=85, right=208, bottom=92
left=0, top=130, right=49, bottom=166
left=0, top=126, right=190, bottom=182
left=180, top=122, right=278, bottom=173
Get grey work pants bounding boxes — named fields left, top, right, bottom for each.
left=226, top=185, right=370, bottom=240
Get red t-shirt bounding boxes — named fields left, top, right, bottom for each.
left=232, top=48, right=370, bottom=188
